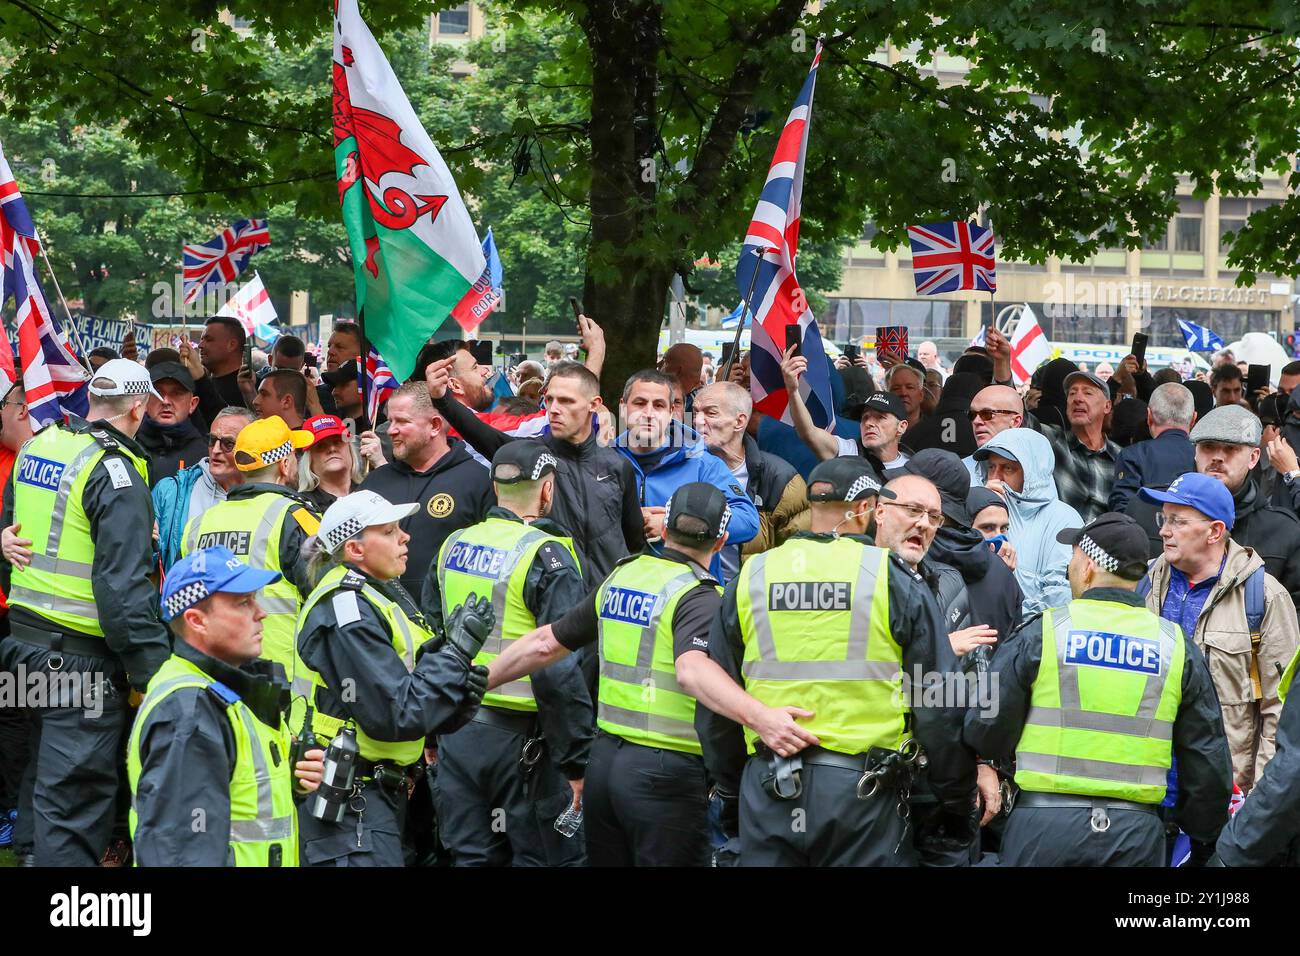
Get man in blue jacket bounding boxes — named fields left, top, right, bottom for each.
left=615, top=370, right=758, bottom=583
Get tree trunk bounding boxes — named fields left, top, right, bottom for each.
left=581, top=1, right=669, bottom=399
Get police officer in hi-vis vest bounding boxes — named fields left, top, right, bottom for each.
left=0, top=360, right=171, bottom=866
left=966, top=513, right=1232, bottom=866
left=485, top=482, right=820, bottom=867
left=181, top=415, right=320, bottom=674
left=705, top=457, right=972, bottom=867
left=294, top=490, right=493, bottom=866
left=423, top=441, right=593, bottom=866
left=128, top=546, right=326, bottom=866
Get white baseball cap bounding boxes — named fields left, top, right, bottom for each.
left=88, top=358, right=160, bottom=399
left=319, top=490, right=419, bottom=554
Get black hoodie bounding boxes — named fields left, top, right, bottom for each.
left=137, top=416, right=209, bottom=486
left=926, top=523, right=1023, bottom=649
left=359, top=441, right=495, bottom=601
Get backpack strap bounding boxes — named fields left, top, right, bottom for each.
left=1246, top=566, right=1266, bottom=701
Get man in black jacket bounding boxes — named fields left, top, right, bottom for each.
left=425, top=358, right=644, bottom=587
left=358, top=382, right=494, bottom=602
left=1109, top=382, right=1197, bottom=514
left=137, top=362, right=209, bottom=485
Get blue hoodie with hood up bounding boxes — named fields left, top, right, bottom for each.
left=974, top=427, right=1082, bottom=617
left=615, top=419, right=759, bottom=583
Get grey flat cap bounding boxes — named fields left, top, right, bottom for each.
left=1189, top=403, right=1262, bottom=446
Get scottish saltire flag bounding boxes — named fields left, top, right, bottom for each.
left=721, top=301, right=752, bottom=329
left=182, top=218, right=270, bottom=306
left=451, top=228, right=505, bottom=333
left=358, top=345, right=400, bottom=424
left=0, top=142, right=87, bottom=426
left=334, top=0, right=485, bottom=380
left=907, top=221, right=997, bottom=295
left=1176, top=317, right=1224, bottom=353
left=736, top=43, right=835, bottom=428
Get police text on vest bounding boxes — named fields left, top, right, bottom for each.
left=17, top=455, right=65, bottom=492
left=444, top=542, right=508, bottom=579
left=1064, top=631, right=1163, bottom=676
left=600, top=587, right=656, bottom=626
left=768, top=582, right=851, bottom=611
left=49, top=886, right=151, bottom=936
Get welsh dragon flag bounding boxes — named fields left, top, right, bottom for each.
left=333, top=0, right=485, bottom=381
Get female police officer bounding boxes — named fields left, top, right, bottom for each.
left=293, top=490, right=493, bottom=866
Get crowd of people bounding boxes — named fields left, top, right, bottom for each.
left=3, top=312, right=1300, bottom=868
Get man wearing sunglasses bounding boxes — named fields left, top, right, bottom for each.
left=1138, top=473, right=1300, bottom=794
left=961, top=385, right=1024, bottom=478
left=152, top=407, right=255, bottom=572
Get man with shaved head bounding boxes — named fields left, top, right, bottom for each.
left=661, top=343, right=705, bottom=418
left=693, top=382, right=808, bottom=576
left=962, top=385, right=1025, bottom=476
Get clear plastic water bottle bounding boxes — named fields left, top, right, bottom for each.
left=554, top=800, right=583, bottom=838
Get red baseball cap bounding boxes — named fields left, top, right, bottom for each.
left=303, top=414, right=349, bottom=447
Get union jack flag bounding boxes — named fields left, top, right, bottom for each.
left=359, top=345, right=399, bottom=424
left=907, top=221, right=997, bottom=295
left=737, top=43, right=835, bottom=428
left=0, top=142, right=87, bottom=427
left=182, top=218, right=271, bottom=306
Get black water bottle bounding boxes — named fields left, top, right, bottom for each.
left=308, top=724, right=359, bottom=824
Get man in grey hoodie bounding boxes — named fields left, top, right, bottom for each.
left=973, top=428, right=1082, bottom=616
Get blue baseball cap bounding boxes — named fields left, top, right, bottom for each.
left=161, top=546, right=282, bottom=621
left=1138, top=473, right=1235, bottom=530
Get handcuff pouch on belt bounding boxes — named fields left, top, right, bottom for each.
left=854, top=739, right=924, bottom=800
left=519, top=735, right=545, bottom=772
left=370, top=763, right=416, bottom=800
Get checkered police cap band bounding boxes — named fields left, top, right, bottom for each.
left=1078, top=534, right=1119, bottom=573
left=717, top=503, right=732, bottom=537
left=165, top=581, right=210, bottom=618
left=845, top=474, right=879, bottom=501
left=324, top=515, right=366, bottom=553
left=258, top=440, right=293, bottom=465
left=91, top=376, right=152, bottom=396
left=532, top=453, right=558, bottom=480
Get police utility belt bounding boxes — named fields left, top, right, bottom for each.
left=1015, top=790, right=1157, bottom=834
left=354, top=756, right=417, bottom=796
left=471, top=705, right=545, bottom=770
left=11, top=621, right=116, bottom=667
left=756, top=740, right=925, bottom=801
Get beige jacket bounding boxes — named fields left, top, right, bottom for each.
left=1146, top=539, right=1300, bottom=791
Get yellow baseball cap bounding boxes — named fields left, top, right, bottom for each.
left=234, top=415, right=313, bottom=471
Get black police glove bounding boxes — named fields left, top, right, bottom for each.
left=444, top=594, right=495, bottom=663
left=465, top=663, right=489, bottom=703
left=917, top=808, right=977, bottom=854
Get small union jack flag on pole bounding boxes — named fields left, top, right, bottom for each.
left=182, top=218, right=271, bottom=306
left=907, top=220, right=997, bottom=295
left=358, top=345, right=399, bottom=424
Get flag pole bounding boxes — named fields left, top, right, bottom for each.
left=357, top=306, right=370, bottom=428
left=33, top=239, right=92, bottom=375
left=722, top=246, right=767, bottom=382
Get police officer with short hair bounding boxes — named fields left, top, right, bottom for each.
left=128, top=547, right=325, bottom=866
left=486, top=482, right=816, bottom=866
left=0, top=360, right=172, bottom=866
left=965, top=513, right=1232, bottom=866
left=181, top=415, right=320, bottom=676
left=703, top=457, right=973, bottom=867
left=423, top=441, right=593, bottom=866
left=293, top=491, right=493, bottom=866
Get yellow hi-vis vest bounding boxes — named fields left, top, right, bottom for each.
left=595, top=554, right=715, bottom=756
left=291, top=564, right=433, bottom=766
left=1015, top=599, right=1185, bottom=803
left=181, top=490, right=318, bottom=672
left=127, top=653, right=298, bottom=866
left=436, top=517, right=579, bottom=713
left=9, top=424, right=150, bottom=635
left=736, top=537, right=902, bottom=756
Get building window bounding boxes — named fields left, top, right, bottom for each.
left=1145, top=226, right=1168, bottom=252
left=862, top=221, right=877, bottom=242
left=1174, top=216, right=1202, bottom=252
left=1219, top=217, right=1245, bottom=248
left=438, top=3, right=470, bottom=35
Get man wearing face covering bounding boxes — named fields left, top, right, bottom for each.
left=902, top=373, right=984, bottom=460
